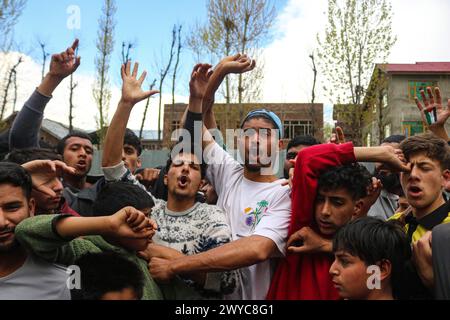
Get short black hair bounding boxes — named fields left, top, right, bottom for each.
left=287, top=135, right=320, bottom=151
left=382, top=135, right=406, bottom=144
left=6, top=148, right=62, bottom=165
left=0, top=162, right=32, bottom=199
left=166, top=148, right=207, bottom=179
left=93, top=181, right=155, bottom=217
left=124, top=129, right=142, bottom=156
left=56, top=131, right=93, bottom=155
left=333, top=217, right=411, bottom=299
left=71, top=252, right=144, bottom=300
left=318, top=164, right=372, bottom=200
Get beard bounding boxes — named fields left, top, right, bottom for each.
left=0, top=229, right=19, bottom=253
left=374, top=171, right=402, bottom=195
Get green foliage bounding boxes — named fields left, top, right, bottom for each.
left=317, top=0, right=396, bottom=145
left=187, top=0, right=275, bottom=104
left=317, top=0, right=396, bottom=105
left=93, top=0, right=116, bottom=145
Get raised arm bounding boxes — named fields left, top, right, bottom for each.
left=9, top=39, right=81, bottom=150
left=102, top=61, right=158, bottom=168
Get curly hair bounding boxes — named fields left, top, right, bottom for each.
left=318, top=163, right=372, bottom=200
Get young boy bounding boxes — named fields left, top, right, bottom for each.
left=390, top=133, right=450, bottom=243
left=330, top=217, right=411, bottom=300
left=268, top=142, right=410, bottom=300
left=71, top=252, right=144, bottom=300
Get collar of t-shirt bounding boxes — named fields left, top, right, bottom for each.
left=406, top=201, right=450, bottom=230
left=164, top=202, right=202, bottom=217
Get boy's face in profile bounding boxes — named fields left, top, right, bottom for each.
left=400, top=152, right=450, bottom=212
left=329, top=250, right=372, bottom=300
left=314, top=188, right=363, bottom=236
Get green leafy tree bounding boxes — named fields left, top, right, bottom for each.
left=317, top=0, right=396, bottom=145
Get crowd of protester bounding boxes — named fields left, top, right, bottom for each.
left=1, top=39, right=450, bottom=300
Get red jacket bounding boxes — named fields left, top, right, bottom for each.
left=267, top=143, right=356, bottom=300
left=60, top=199, right=80, bottom=217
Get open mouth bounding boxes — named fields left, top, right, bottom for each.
left=178, top=175, right=190, bottom=188
left=408, top=185, right=423, bottom=197
left=76, top=160, right=87, bottom=170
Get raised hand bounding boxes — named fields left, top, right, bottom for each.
left=219, top=53, right=256, bottom=75
left=107, top=206, right=157, bottom=240
left=329, top=126, right=346, bottom=144
left=416, top=87, right=450, bottom=127
left=189, top=63, right=213, bottom=101
left=384, top=146, right=410, bottom=173
left=416, top=87, right=450, bottom=140
left=135, top=168, right=161, bottom=190
left=361, top=177, right=383, bottom=211
left=120, top=61, right=159, bottom=106
left=48, top=39, right=81, bottom=79
left=22, top=160, right=76, bottom=197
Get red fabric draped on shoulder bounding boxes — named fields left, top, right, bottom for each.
left=267, top=142, right=356, bottom=300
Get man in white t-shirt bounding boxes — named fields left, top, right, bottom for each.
left=0, top=162, right=71, bottom=300
left=148, top=54, right=291, bottom=300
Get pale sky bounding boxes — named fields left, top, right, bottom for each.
left=2, top=0, right=450, bottom=131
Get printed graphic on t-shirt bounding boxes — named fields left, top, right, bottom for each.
left=244, top=200, right=269, bottom=230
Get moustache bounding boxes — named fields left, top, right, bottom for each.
left=0, top=227, right=15, bottom=235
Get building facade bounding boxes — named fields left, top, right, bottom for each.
left=163, top=103, right=324, bottom=149
left=361, top=62, right=450, bottom=146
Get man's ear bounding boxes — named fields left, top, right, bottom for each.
left=28, top=198, right=36, bottom=217
left=442, top=169, right=450, bottom=189
left=199, top=179, right=206, bottom=190
left=378, top=259, right=392, bottom=282
left=137, top=157, right=142, bottom=169
left=353, top=199, right=365, bottom=219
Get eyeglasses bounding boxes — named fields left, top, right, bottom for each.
left=286, top=152, right=298, bottom=160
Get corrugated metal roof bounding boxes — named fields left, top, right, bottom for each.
left=41, top=119, right=86, bottom=139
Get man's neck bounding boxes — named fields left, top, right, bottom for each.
left=244, top=167, right=279, bottom=183
left=413, top=196, right=446, bottom=220
left=63, top=173, right=88, bottom=191
left=167, top=194, right=197, bottom=212
left=0, top=247, right=28, bottom=278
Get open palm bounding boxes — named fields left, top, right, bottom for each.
left=416, top=87, right=450, bottom=129
left=121, top=61, right=159, bottom=105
